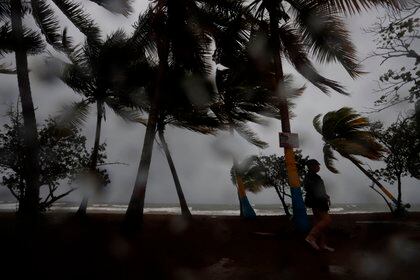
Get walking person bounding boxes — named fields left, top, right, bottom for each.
left=303, top=159, right=335, bottom=252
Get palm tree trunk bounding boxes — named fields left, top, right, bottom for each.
left=346, top=156, right=399, bottom=205
left=77, top=101, right=103, bottom=216
left=415, top=100, right=420, bottom=137
left=268, top=5, right=309, bottom=232
left=11, top=0, right=41, bottom=216
left=125, top=33, right=168, bottom=228
left=397, top=173, right=402, bottom=210
left=235, top=173, right=256, bottom=218
left=237, top=191, right=243, bottom=217
left=158, top=128, right=192, bottom=218
left=230, top=128, right=256, bottom=218
left=274, top=186, right=291, bottom=217
left=124, top=107, right=158, bottom=227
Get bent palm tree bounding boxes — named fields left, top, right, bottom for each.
left=156, top=98, right=220, bottom=218
left=155, top=71, right=220, bottom=218
left=232, top=152, right=308, bottom=217
left=313, top=107, right=400, bottom=207
left=212, top=68, right=302, bottom=218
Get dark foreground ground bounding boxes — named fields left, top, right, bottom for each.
left=1, top=212, right=419, bottom=280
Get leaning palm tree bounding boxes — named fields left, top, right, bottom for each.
left=219, top=0, right=403, bottom=230
left=231, top=152, right=309, bottom=217
left=212, top=68, right=303, bottom=218
left=0, top=0, right=132, bottom=215
left=153, top=70, right=220, bottom=218
left=55, top=30, right=150, bottom=215
left=313, top=107, right=400, bottom=206
left=156, top=96, right=220, bottom=218
left=125, top=2, right=214, bottom=228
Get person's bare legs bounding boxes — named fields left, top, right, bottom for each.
left=305, top=209, right=322, bottom=249
left=306, top=209, right=333, bottom=251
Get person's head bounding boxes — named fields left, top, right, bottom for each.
left=306, top=159, right=320, bottom=173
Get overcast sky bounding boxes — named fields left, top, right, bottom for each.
left=0, top=1, right=419, bottom=207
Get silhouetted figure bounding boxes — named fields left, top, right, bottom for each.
left=303, top=159, right=334, bottom=252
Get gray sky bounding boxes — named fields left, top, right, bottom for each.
left=0, top=1, right=419, bottom=206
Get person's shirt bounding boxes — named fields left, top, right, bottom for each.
left=303, top=171, right=329, bottom=201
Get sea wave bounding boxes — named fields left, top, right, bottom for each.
left=329, top=207, right=345, bottom=212
left=0, top=203, right=17, bottom=211
left=0, top=203, right=417, bottom=215
left=192, top=210, right=239, bottom=216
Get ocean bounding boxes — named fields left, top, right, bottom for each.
left=1, top=202, right=419, bottom=215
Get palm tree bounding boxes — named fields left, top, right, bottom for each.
left=231, top=152, right=309, bottom=217
left=157, top=111, right=217, bottom=218
left=55, top=30, right=150, bottom=215
left=156, top=96, right=220, bottom=218
left=125, top=1, right=214, bottom=228
left=0, top=0, right=132, bottom=216
left=221, top=0, right=403, bottom=231
left=204, top=1, right=308, bottom=218
left=203, top=1, right=265, bottom=217
left=212, top=68, right=300, bottom=218
left=313, top=107, right=400, bottom=207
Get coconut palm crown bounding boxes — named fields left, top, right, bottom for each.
left=313, top=107, right=386, bottom=173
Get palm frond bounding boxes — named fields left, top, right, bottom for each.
left=292, top=3, right=363, bottom=78
left=104, top=28, right=126, bottom=45
left=52, top=0, right=101, bottom=44
left=130, top=7, right=157, bottom=59
left=345, top=130, right=377, bottom=142
left=31, top=0, right=63, bottom=50
left=64, top=43, right=90, bottom=70
left=276, top=74, right=306, bottom=100
left=331, top=133, right=385, bottom=160
left=0, top=23, right=13, bottom=56
left=332, top=107, right=358, bottom=125
left=318, top=0, right=402, bottom=15
left=206, top=0, right=251, bottom=68
left=278, top=24, right=348, bottom=95
left=122, top=88, right=151, bottom=110
left=332, top=107, right=366, bottom=134
left=344, top=117, right=370, bottom=132
left=323, top=143, right=339, bottom=173
left=104, top=97, right=147, bottom=125
left=313, top=114, right=323, bottom=134
left=20, top=27, right=45, bottom=55
left=166, top=0, right=213, bottom=75
left=60, top=61, right=94, bottom=95
left=88, top=0, right=133, bottom=16
left=55, top=100, right=91, bottom=129
left=61, top=27, right=74, bottom=52
left=234, top=122, right=268, bottom=148
left=2, top=24, right=45, bottom=55
left=0, top=1, right=10, bottom=21
left=165, top=108, right=220, bottom=134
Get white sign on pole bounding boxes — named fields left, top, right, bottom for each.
left=279, top=132, right=299, bottom=148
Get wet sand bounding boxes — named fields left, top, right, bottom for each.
left=1, top=212, right=419, bottom=279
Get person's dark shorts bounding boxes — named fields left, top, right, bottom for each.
left=305, top=198, right=329, bottom=211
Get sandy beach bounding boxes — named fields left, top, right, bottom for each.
left=1, top=212, right=419, bottom=279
